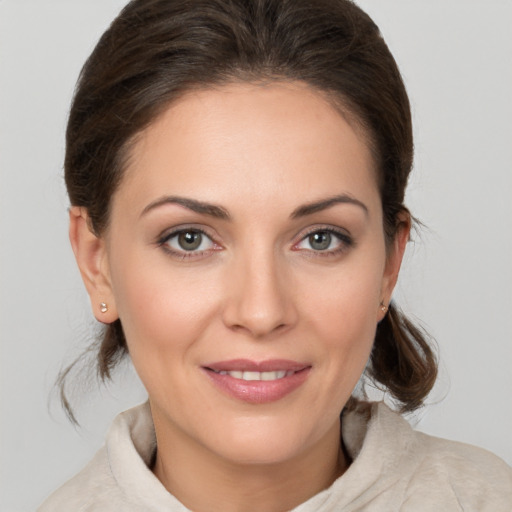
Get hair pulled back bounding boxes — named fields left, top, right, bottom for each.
left=63, top=0, right=437, bottom=417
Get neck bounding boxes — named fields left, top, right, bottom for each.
left=152, top=412, right=348, bottom=512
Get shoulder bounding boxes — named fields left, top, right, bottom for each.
left=375, top=402, right=512, bottom=510
left=38, top=403, right=179, bottom=512
left=404, top=428, right=512, bottom=509
left=339, top=402, right=512, bottom=510
left=37, top=446, right=126, bottom=512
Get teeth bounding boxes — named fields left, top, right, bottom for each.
left=243, top=371, right=260, bottom=381
left=213, top=369, right=294, bottom=381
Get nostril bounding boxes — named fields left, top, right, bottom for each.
left=229, top=321, right=289, bottom=338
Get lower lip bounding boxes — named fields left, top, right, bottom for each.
left=203, top=368, right=311, bottom=404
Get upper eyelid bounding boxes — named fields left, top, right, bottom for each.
left=156, top=224, right=217, bottom=243
left=292, top=226, right=354, bottom=253
left=295, top=224, right=352, bottom=241
left=157, top=227, right=220, bottom=259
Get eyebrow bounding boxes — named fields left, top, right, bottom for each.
left=291, top=194, right=369, bottom=218
left=140, top=193, right=368, bottom=221
left=140, top=196, right=230, bottom=220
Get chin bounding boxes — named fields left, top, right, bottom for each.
left=203, top=413, right=336, bottom=467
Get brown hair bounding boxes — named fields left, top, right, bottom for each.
left=61, top=0, right=437, bottom=419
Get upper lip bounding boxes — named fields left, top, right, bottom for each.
left=204, top=359, right=310, bottom=372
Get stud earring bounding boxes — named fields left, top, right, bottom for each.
left=100, top=302, right=109, bottom=313
left=380, top=301, right=388, bottom=313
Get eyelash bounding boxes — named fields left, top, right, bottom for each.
left=293, top=226, right=354, bottom=257
left=156, top=225, right=354, bottom=260
left=156, top=227, right=220, bottom=260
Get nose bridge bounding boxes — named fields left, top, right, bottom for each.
left=223, top=240, right=295, bottom=337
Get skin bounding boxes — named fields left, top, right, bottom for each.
left=70, top=82, right=409, bottom=512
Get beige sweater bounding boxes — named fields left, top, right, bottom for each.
left=39, top=402, right=512, bottom=511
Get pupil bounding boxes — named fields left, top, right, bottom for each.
left=310, top=232, right=331, bottom=250
left=178, top=231, right=202, bottom=250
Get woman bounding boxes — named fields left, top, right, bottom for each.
left=38, top=0, right=511, bottom=510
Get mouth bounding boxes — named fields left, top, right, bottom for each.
left=203, top=359, right=311, bottom=404
left=208, top=369, right=297, bottom=381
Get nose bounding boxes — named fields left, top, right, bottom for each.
left=222, top=247, right=297, bottom=338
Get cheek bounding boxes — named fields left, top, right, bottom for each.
left=318, top=291, right=378, bottom=373
left=109, top=256, right=226, bottom=413
left=302, top=256, right=384, bottom=372
left=109, top=250, right=220, bottom=360
left=306, top=254, right=383, bottom=324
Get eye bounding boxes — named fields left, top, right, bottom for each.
left=294, top=228, right=353, bottom=254
left=159, top=228, right=218, bottom=256
left=307, top=231, right=334, bottom=251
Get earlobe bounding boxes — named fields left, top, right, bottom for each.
left=68, top=207, right=118, bottom=323
left=378, top=212, right=411, bottom=320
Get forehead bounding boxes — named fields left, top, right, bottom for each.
left=117, top=81, right=379, bottom=216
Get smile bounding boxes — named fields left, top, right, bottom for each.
left=210, top=369, right=296, bottom=381
left=203, top=359, right=311, bottom=404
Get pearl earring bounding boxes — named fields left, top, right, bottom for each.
left=100, top=302, right=109, bottom=313
left=380, top=302, right=388, bottom=313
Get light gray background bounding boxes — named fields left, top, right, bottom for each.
left=1, top=1, right=511, bottom=510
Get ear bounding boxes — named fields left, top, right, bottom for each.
left=69, top=206, right=118, bottom=323
left=377, top=210, right=411, bottom=321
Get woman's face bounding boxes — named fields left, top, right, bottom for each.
left=76, top=82, right=406, bottom=467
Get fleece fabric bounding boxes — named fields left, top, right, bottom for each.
left=39, top=402, right=512, bottom=511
